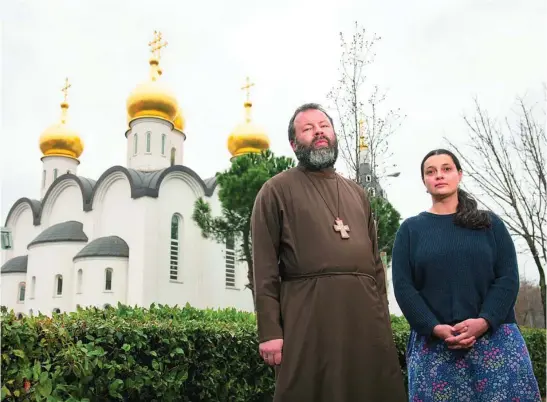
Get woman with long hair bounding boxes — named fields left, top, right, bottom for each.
left=392, top=149, right=541, bottom=401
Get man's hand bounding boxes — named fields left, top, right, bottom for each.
left=444, top=318, right=489, bottom=350
left=259, top=339, right=283, bottom=366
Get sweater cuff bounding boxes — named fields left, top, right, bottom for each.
left=478, top=313, right=496, bottom=332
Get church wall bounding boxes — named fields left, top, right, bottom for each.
left=167, top=130, right=184, bottom=166
left=196, top=187, right=254, bottom=312
left=127, top=118, right=183, bottom=171
left=3, top=206, right=39, bottom=265
left=92, top=176, right=145, bottom=307
left=0, top=273, right=26, bottom=315
left=153, top=174, right=209, bottom=308
left=42, top=181, right=87, bottom=229
left=41, top=156, right=79, bottom=198
left=26, top=242, right=85, bottom=316
left=73, top=257, right=128, bottom=309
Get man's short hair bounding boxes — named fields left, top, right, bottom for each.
left=287, top=103, right=335, bottom=142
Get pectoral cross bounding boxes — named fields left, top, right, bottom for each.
left=333, top=218, right=350, bottom=239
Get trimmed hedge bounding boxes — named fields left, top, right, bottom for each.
left=1, top=304, right=545, bottom=401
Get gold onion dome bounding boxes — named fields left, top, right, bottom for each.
left=126, top=31, right=184, bottom=131
left=39, top=78, right=84, bottom=160
left=227, top=77, right=270, bottom=158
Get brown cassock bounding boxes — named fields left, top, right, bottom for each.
left=251, top=164, right=407, bottom=402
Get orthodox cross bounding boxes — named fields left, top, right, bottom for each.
left=333, top=218, right=350, bottom=239
left=241, top=76, right=255, bottom=103
left=61, top=77, right=71, bottom=103
left=149, top=30, right=168, bottom=60
left=359, top=119, right=368, bottom=150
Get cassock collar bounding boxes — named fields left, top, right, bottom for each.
left=296, top=163, right=337, bottom=179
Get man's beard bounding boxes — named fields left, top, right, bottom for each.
left=294, top=137, right=338, bottom=170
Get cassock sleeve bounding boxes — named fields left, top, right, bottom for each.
left=365, top=195, right=390, bottom=316
left=478, top=214, right=520, bottom=331
left=392, top=220, right=440, bottom=335
left=251, top=181, right=283, bottom=343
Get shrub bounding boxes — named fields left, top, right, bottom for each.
left=1, top=304, right=545, bottom=401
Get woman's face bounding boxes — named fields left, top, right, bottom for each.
left=422, top=154, right=462, bottom=197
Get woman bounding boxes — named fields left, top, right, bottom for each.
left=392, top=149, right=541, bottom=401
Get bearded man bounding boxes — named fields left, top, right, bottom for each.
left=251, top=103, right=407, bottom=401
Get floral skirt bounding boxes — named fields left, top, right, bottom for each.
left=406, top=323, right=541, bottom=402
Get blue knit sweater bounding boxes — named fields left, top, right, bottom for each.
left=391, top=211, right=519, bottom=336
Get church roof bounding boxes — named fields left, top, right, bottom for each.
left=1, top=255, right=28, bottom=274
left=28, top=220, right=88, bottom=248
left=5, top=166, right=219, bottom=227
left=73, top=235, right=129, bottom=261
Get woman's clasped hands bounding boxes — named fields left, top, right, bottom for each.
left=433, top=318, right=490, bottom=349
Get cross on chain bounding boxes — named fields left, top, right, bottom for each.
left=241, top=76, right=255, bottom=102
left=61, top=77, right=71, bottom=102
left=149, top=30, right=168, bottom=60
left=333, top=218, right=350, bottom=239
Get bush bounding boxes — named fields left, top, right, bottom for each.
left=1, top=305, right=545, bottom=401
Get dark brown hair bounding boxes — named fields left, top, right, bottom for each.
left=421, top=149, right=491, bottom=229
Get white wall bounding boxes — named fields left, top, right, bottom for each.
left=92, top=173, right=144, bottom=306
left=154, top=173, right=204, bottom=307
left=41, top=180, right=87, bottom=228
left=26, top=242, right=86, bottom=316
left=40, top=156, right=79, bottom=198
left=127, top=118, right=185, bottom=171
left=2, top=204, right=40, bottom=265
left=73, top=257, right=128, bottom=309
left=0, top=272, right=27, bottom=315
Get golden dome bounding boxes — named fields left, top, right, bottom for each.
left=39, top=79, right=84, bottom=160
left=227, top=77, right=270, bottom=158
left=173, top=107, right=185, bottom=131
left=126, top=31, right=183, bottom=130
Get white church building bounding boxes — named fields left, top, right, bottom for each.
left=0, top=32, right=270, bottom=317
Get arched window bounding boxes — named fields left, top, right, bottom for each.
left=29, top=309, right=33, bottom=316
left=225, top=236, right=236, bottom=288
left=77, top=269, right=83, bottom=293
left=105, top=268, right=113, bottom=291
left=18, top=282, right=26, bottom=302
left=161, top=134, right=166, bottom=155
left=104, top=303, right=112, bottom=309
left=16, top=313, right=23, bottom=319
left=170, top=214, right=182, bottom=281
left=42, top=170, right=46, bottom=188
left=52, top=308, right=61, bottom=314
left=53, top=168, right=58, bottom=181
left=170, top=147, right=176, bottom=166
left=146, top=132, right=151, bottom=153
left=31, top=276, right=36, bottom=298
left=55, top=274, right=63, bottom=296
left=133, top=133, right=138, bottom=155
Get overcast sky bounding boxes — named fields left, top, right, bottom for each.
left=1, top=0, right=545, bottom=282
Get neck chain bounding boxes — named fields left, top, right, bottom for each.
left=302, top=172, right=350, bottom=239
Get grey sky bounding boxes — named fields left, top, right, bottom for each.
left=1, top=0, right=545, bottom=282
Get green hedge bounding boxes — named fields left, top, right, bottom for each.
left=1, top=305, right=545, bottom=401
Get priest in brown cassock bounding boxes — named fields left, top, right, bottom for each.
left=251, top=103, right=407, bottom=401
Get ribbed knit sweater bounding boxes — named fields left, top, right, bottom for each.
left=391, top=211, right=519, bottom=336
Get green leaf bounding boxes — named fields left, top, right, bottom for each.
left=12, top=349, right=25, bottom=358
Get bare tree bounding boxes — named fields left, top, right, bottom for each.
left=446, top=93, right=546, bottom=317
left=327, top=21, right=405, bottom=183
left=515, top=276, right=546, bottom=328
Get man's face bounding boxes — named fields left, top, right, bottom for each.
left=290, top=109, right=338, bottom=169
